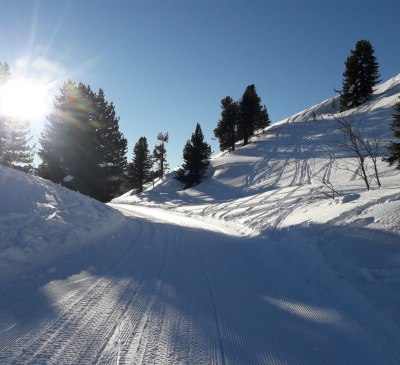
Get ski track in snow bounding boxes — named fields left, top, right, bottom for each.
left=2, top=76, right=400, bottom=364
left=1, top=205, right=400, bottom=364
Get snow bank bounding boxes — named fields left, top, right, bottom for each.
left=0, top=166, right=126, bottom=280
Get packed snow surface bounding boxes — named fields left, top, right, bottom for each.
left=1, top=76, right=400, bottom=364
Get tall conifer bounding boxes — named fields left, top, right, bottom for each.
left=0, top=62, right=34, bottom=172
left=340, top=40, right=380, bottom=111
left=93, top=89, right=127, bottom=201
left=214, top=96, right=238, bottom=151
left=0, top=62, right=11, bottom=163
left=176, top=123, right=211, bottom=189
left=153, top=132, right=169, bottom=179
left=38, top=81, right=127, bottom=201
left=237, top=84, right=270, bottom=146
left=127, top=137, right=152, bottom=193
left=1, top=118, right=34, bottom=172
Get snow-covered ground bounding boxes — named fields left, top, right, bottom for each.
left=1, top=76, right=400, bottom=364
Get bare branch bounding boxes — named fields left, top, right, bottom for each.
left=332, top=114, right=371, bottom=190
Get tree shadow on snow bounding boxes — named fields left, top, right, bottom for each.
left=1, top=217, right=400, bottom=364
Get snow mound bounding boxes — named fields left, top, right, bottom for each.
left=0, top=166, right=126, bottom=280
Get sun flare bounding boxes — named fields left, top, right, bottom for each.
left=0, top=78, right=49, bottom=120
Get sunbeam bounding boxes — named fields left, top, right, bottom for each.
left=0, top=77, right=48, bottom=120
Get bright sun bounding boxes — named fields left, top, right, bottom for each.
left=0, top=78, right=48, bottom=120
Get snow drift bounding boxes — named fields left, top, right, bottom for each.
left=0, top=166, right=126, bottom=280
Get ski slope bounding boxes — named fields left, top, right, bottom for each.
left=1, top=76, right=400, bottom=364
left=1, top=203, right=400, bottom=364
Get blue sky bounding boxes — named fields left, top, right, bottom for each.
left=1, top=0, right=399, bottom=169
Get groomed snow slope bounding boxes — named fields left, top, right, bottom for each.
left=112, top=75, right=400, bottom=361
left=1, top=76, right=400, bottom=364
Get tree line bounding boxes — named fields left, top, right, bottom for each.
left=214, top=84, right=270, bottom=152
left=0, top=71, right=171, bottom=201
left=0, top=61, right=271, bottom=198
left=1, top=39, right=400, bottom=201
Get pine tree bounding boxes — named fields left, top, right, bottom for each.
left=38, top=81, right=127, bottom=201
left=214, top=96, right=238, bottom=152
left=0, top=62, right=34, bottom=172
left=237, top=84, right=269, bottom=146
left=384, top=98, right=400, bottom=169
left=127, top=136, right=153, bottom=193
left=340, top=40, right=380, bottom=112
left=176, top=123, right=211, bottom=189
left=93, top=89, right=127, bottom=201
left=1, top=118, right=34, bottom=172
left=256, top=104, right=271, bottom=131
left=0, top=62, right=11, bottom=163
left=153, top=132, right=169, bottom=179
left=0, top=117, right=6, bottom=163
left=39, top=81, right=99, bottom=197
left=0, top=62, right=11, bottom=84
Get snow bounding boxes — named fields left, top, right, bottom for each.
left=0, top=167, right=126, bottom=280
left=1, top=75, right=400, bottom=363
left=62, top=175, right=74, bottom=183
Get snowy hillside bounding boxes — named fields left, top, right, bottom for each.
left=112, top=75, right=400, bottom=346
left=114, top=75, right=400, bottom=235
left=0, top=166, right=126, bottom=280
left=1, top=76, right=400, bottom=364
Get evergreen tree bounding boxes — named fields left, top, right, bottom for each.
left=93, top=88, right=127, bottom=201
left=384, top=98, right=400, bottom=169
left=38, top=81, right=127, bottom=201
left=340, top=40, right=380, bottom=112
left=0, top=62, right=11, bottom=84
left=39, top=81, right=99, bottom=197
left=0, top=62, right=11, bottom=163
left=214, top=96, right=238, bottom=151
left=1, top=118, right=34, bottom=172
left=0, top=116, right=6, bottom=163
left=256, top=104, right=271, bottom=131
left=152, top=132, right=169, bottom=179
left=127, top=136, right=152, bottom=193
left=237, top=84, right=269, bottom=146
left=0, top=62, right=34, bottom=172
left=176, top=123, right=211, bottom=189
